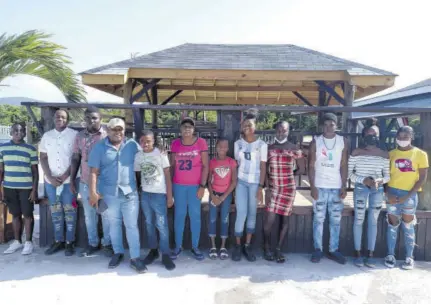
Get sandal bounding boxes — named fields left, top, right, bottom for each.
left=209, top=248, right=218, bottom=259
left=264, top=249, right=275, bottom=261
left=219, top=248, right=229, bottom=260
left=275, top=248, right=286, bottom=263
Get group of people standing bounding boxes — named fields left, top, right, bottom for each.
left=0, top=108, right=428, bottom=273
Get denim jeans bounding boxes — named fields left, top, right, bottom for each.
left=45, top=182, right=77, bottom=243
left=386, top=187, right=418, bottom=259
left=353, top=183, right=384, bottom=251
left=104, top=190, right=140, bottom=259
left=141, top=192, right=170, bottom=254
left=208, top=192, right=232, bottom=239
left=312, top=188, right=344, bottom=252
left=234, top=180, right=259, bottom=237
left=173, top=184, right=201, bottom=250
left=79, top=182, right=111, bottom=247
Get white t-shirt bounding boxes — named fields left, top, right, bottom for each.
left=134, top=148, right=170, bottom=194
left=234, top=138, right=268, bottom=184
left=39, top=127, right=78, bottom=184
left=314, top=134, right=344, bottom=189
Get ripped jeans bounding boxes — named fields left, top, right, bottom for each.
left=45, top=182, right=77, bottom=243
left=312, top=188, right=344, bottom=252
left=386, top=187, right=418, bottom=259
left=353, top=183, right=384, bottom=251
left=208, top=192, right=232, bottom=239
left=141, top=192, right=170, bottom=254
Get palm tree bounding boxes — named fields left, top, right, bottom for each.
left=0, top=30, right=86, bottom=103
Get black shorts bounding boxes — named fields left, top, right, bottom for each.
left=3, top=188, right=34, bottom=217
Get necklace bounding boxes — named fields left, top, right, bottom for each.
left=322, top=135, right=337, bottom=150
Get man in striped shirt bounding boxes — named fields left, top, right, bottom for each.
left=0, top=123, right=39, bottom=255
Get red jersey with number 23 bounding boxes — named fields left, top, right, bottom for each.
left=171, top=137, right=208, bottom=185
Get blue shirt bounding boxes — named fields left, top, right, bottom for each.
left=88, top=137, right=140, bottom=196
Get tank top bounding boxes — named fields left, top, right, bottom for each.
left=314, top=134, right=344, bottom=189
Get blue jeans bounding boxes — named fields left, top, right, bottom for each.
left=234, top=180, right=258, bottom=237
left=353, top=183, right=384, bottom=251
left=386, top=187, right=418, bottom=258
left=104, top=190, right=140, bottom=259
left=208, top=192, right=232, bottom=239
left=141, top=192, right=170, bottom=254
left=173, top=184, right=201, bottom=250
left=45, top=182, right=77, bottom=243
left=79, top=182, right=111, bottom=247
left=312, top=188, right=344, bottom=252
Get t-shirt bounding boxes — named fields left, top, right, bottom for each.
left=134, top=148, right=170, bottom=194
left=171, top=137, right=208, bottom=185
left=388, top=147, right=429, bottom=191
left=234, top=138, right=268, bottom=184
left=0, top=141, right=38, bottom=189
left=209, top=157, right=237, bottom=193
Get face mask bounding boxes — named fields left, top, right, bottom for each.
left=363, top=135, right=378, bottom=146
left=275, top=138, right=287, bottom=144
left=397, top=139, right=411, bottom=148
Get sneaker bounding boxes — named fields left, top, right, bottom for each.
left=354, top=256, right=364, bottom=267
left=401, top=257, right=415, bottom=270
left=311, top=249, right=324, bottom=263
left=21, top=241, right=34, bottom=255
left=209, top=248, right=218, bottom=260
left=102, top=244, right=114, bottom=257
left=364, top=256, right=376, bottom=268
left=191, top=248, right=205, bottom=261
left=232, top=244, right=242, bottom=261
left=327, top=251, right=347, bottom=265
left=242, top=244, right=256, bottom=262
left=65, top=243, right=75, bottom=256
left=45, top=241, right=65, bottom=255
left=384, top=255, right=396, bottom=268
left=3, top=240, right=23, bottom=254
left=130, top=258, right=147, bottom=274
left=170, top=248, right=182, bottom=260
left=79, top=245, right=99, bottom=257
left=162, top=254, right=176, bottom=271
left=143, top=249, right=159, bottom=265
left=108, top=253, right=124, bottom=269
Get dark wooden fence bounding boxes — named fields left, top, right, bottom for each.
left=38, top=202, right=431, bottom=261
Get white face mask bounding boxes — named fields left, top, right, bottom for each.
left=396, top=139, right=411, bottom=148
left=275, top=138, right=287, bottom=144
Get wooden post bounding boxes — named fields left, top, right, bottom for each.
left=317, top=89, right=326, bottom=132
left=0, top=198, right=7, bottom=243
left=342, top=82, right=355, bottom=132
left=217, top=110, right=241, bottom=158
left=419, top=112, right=431, bottom=210
left=151, top=86, right=158, bottom=129
left=123, top=79, right=134, bottom=131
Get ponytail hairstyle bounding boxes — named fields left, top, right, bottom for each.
left=243, top=108, right=259, bottom=123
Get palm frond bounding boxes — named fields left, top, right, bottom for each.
left=0, top=30, right=86, bottom=103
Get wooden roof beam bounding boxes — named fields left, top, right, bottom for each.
left=156, top=85, right=318, bottom=92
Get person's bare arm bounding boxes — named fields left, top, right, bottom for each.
left=70, top=152, right=81, bottom=183
left=135, top=171, right=141, bottom=190
left=340, top=138, right=349, bottom=199
left=223, top=165, right=237, bottom=199
left=164, top=167, right=174, bottom=207
left=40, top=152, right=59, bottom=186
left=408, top=168, right=428, bottom=197
left=169, top=153, right=176, bottom=181
left=89, top=168, right=100, bottom=206
left=308, top=139, right=316, bottom=189
left=29, top=164, right=39, bottom=202
left=0, top=163, right=4, bottom=201
left=200, top=151, right=209, bottom=187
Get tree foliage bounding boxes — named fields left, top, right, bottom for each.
left=0, top=30, right=86, bottom=103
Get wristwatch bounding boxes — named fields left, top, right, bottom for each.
left=199, top=184, right=206, bottom=188
left=258, top=184, right=265, bottom=189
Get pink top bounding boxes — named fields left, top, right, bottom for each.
left=209, top=157, right=237, bottom=193
left=171, top=137, right=208, bottom=185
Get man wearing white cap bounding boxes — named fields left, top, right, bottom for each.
left=88, top=118, right=146, bottom=273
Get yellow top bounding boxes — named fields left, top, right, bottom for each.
left=388, top=147, right=429, bottom=191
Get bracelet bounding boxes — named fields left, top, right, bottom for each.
left=258, top=184, right=265, bottom=189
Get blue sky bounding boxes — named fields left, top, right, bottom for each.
left=1, top=0, right=430, bottom=102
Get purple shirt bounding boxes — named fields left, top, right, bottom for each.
left=73, top=127, right=107, bottom=184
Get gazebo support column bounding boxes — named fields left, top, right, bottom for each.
left=151, top=86, right=158, bottom=129
left=342, top=82, right=355, bottom=132
left=217, top=110, right=241, bottom=158
left=317, top=88, right=326, bottom=132
left=123, top=79, right=134, bottom=131
left=419, top=112, right=431, bottom=210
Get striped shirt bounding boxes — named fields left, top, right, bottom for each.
left=0, top=141, right=38, bottom=189
left=234, top=138, right=268, bottom=184
left=348, top=155, right=390, bottom=184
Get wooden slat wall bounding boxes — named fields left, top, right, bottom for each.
left=37, top=203, right=431, bottom=261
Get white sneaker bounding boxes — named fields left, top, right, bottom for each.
left=3, top=240, right=23, bottom=254
left=384, top=255, right=396, bottom=268
left=401, top=257, right=415, bottom=270
left=21, top=241, right=34, bottom=255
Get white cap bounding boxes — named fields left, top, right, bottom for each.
left=107, top=118, right=125, bottom=129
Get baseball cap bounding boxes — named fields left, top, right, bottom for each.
left=107, top=118, right=125, bottom=129
left=180, top=117, right=195, bottom=126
